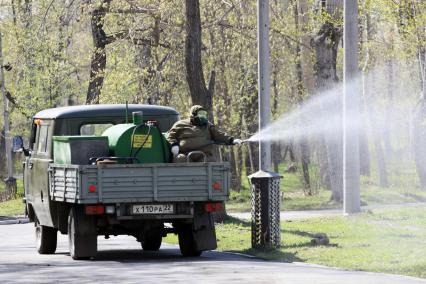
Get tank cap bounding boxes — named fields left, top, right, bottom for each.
left=132, top=111, right=143, bottom=125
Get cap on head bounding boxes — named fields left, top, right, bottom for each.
left=190, top=105, right=207, bottom=117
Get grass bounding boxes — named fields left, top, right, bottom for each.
left=0, top=179, right=25, bottom=216
left=0, top=199, right=25, bottom=216
left=165, top=206, right=426, bottom=279
left=227, top=163, right=339, bottom=212
left=227, top=162, right=426, bottom=212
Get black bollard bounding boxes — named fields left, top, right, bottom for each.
left=248, top=170, right=282, bottom=249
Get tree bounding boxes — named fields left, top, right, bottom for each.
left=312, top=1, right=344, bottom=202
left=184, top=0, right=215, bottom=119
left=86, top=0, right=112, bottom=104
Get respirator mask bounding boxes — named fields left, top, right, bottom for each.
left=193, top=110, right=208, bottom=126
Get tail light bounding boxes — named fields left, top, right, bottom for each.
left=204, top=202, right=223, bottom=213
left=212, top=182, right=222, bottom=190
left=85, top=205, right=105, bottom=215
left=88, top=184, right=97, bottom=193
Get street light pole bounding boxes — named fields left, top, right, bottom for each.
left=0, top=31, right=15, bottom=189
left=257, top=0, right=271, bottom=172
left=343, top=0, right=361, bottom=214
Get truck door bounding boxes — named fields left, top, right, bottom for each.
left=26, top=119, right=55, bottom=227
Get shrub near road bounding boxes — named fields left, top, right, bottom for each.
left=212, top=206, right=426, bottom=279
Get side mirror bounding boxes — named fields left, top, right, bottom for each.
left=12, top=136, right=24, bottom=152
left=13, top=136, right=31, bottom=156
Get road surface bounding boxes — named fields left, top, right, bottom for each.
left=0, top=223, right=424, bottom=283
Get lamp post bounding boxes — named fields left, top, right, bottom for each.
left=343, top=0, right=361, bottom=214
left=257, top=0, right=271, bottom=172
left=249, top=0, right=281, bottom=250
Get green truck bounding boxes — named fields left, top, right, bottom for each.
left=16, top=104, right=230, bottom=259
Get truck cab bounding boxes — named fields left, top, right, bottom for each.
left=21, top=104, right=230, bottom=259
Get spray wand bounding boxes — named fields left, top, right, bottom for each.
left=241, top=139, right=256, bottom=144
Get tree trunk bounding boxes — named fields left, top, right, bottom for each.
left=184, top=0, right=214, bottom=118
left=242, top=114, right=257, bottom=176
left=368, top=102, right=389, bottom=188
left=293, top=0, right=311, bottom=191
left=86, top=0, right=112, bottom=104
left=422, top=48, right=426, bottom=98
left=358, top=1, right=372, bottom=177
left=372, top=118, right=389, bottom=187
left=0, top=129, right=5, bottom=177
left=312, top=21, right=343, bottom=202
left=298, top=0, right=315, bottom=94
left=413, top=98, right=426, bottom=190
left=271, top=68, right=282, bottom=173
left=241, top=77, right=259, bottom=175
left=381, top=60, right=394, bottom=158
left=361, top=3, right=388, bottom=187
left=412, top=8, right=426, bottom=189
left=318, top=138, right=332, bottom=191
left=359, top=131, right=371, bottom=176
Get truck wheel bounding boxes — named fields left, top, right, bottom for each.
left=141, top=233, right=162, bottom=251
left=68, top=207, right=97, bottom=260
left=35, top=219, right=57, bottom=254
left=178, top=227, right=202, bottom=257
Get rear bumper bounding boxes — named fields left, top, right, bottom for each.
left=84, top=201, right=195, bottom=220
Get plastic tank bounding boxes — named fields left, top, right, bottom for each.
left=53, top=136, right=109, bottom=165
left=102, top=112, right=170, bottom=163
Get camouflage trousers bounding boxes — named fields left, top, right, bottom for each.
left=172, top=152, right=215, bottom=163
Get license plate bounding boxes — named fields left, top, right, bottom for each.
left=132, top=204, right=174, bottom=214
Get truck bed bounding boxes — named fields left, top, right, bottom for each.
left=49, top=163, right=231, bottom=204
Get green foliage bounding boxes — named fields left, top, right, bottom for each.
left=2, top=0, right=426, bottom=206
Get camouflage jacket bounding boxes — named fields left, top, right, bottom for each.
left=166, top=119, right=234, bottom=159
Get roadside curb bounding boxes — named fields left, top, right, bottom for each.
left=0, top=217, right=29, bottom=225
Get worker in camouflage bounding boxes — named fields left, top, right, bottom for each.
left=167, top=105, right=242, bottom=162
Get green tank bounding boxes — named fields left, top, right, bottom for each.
left=102, top=112, right=170, bottom=164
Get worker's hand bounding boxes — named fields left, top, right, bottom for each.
left=233, top=139, right=243, bottom=146
left=171, top=145, right=179, bottom=156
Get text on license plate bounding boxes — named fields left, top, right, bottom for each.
left=132, top=204, right=174, bottom=214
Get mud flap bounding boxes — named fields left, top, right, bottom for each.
left=192, top=204, right=217, bottom=251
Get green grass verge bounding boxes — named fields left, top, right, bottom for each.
left=0, top=179, right=25, bottom=216
left=228, top=163, right=339, bottom=212
left=0, top=198, right=25, bottom=216
left=227, top=162, right=426, bottom=212
left=165, top=206, right=426, bottom=279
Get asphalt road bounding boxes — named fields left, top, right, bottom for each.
left=0, top=223, right=425, bottom=283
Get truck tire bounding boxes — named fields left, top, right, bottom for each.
left=178, top=226, right=202, bottom=257
left=68, top=207, right=97, bottom=260
left=35, top=219, right=57, bottom=254
left=141, top=233, right=162, bottom=251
